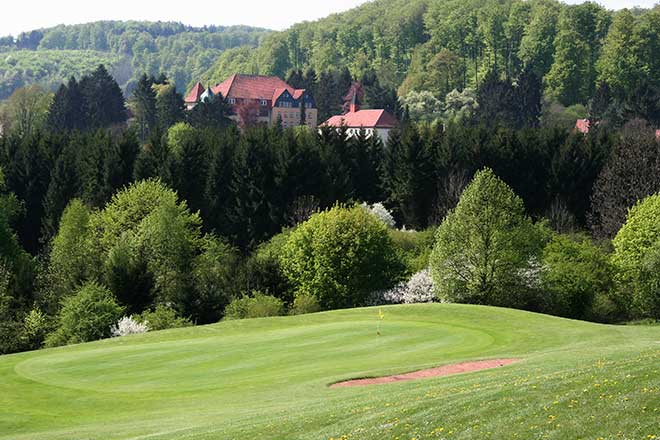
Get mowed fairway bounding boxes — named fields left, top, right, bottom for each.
left=0, top=304, right=658, bottom=439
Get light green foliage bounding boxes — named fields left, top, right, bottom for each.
left=21, top=308, right=50, bottom=350
left=430, top=168, right=548, bottom=306
left=442, top=88, right=478, bottom=124
left=289, top=294, right=321, bottom=315
left=281, top=205, right=404, bottom=310
left=612, top=193, right=660, bottom=318
left=541, top=233, right=614, bottom=319
left=48, top=199, right=93, bottom=300
left=46, top=281, right=123, bottom=347
left=0, top=85, right=53, bottom=137
left=136, top=305, right=192, bottom=331
left=166, top=122, right=195, bottom=158
left=224, top=292, right=285, bottom=320
left=399, top=90, right=442, bottom=123
left=0, top=305, right=658, bottom=439
left=596, top=9, right=644, bottom=99
left=0, top=23, right=270, bottom=99
left=388, top=227, right=436, bottom=276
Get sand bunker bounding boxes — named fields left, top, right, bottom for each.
left=330, top=358, right=520, bottom=387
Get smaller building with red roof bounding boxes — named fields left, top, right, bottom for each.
left=185, top=74, right=317, bottom=128
left=322, top=99, right=398, bottom=143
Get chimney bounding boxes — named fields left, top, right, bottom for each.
left=350, top=92, right=359, bottom=113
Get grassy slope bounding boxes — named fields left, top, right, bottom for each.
left=0, top=304, right=658, bottom=439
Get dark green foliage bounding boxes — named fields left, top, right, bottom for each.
left=136, top=304, right=192, bottom=331
left=132, top=74, right=157, bottom=143
left=79, top=65, right=127, bottom=129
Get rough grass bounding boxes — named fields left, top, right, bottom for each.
left=0, top=304, right=658, bottom=439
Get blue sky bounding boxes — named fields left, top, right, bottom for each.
left=0, top=0, right=657, bottom=37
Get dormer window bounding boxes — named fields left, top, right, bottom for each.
left=228, top=98, right=236, bottom=104
left=260, top=100, right=268, bottom=106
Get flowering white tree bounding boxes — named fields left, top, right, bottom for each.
left=110, top=316, right=149, bottom=337
left=402, top=269, right=436, bottom=303
left=369, top=269, right=437, bottom=305
left=361, top=202, right=396, bottom=228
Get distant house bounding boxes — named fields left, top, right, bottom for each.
left=576, top=119, right=660, bottom=140
left=184, top=75, right=318, bottom=128
left=322, top=98, right=398, bottom=143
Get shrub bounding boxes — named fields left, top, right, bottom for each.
left=430, top=168, right=548, bottom=307
left=281, top=205, right=404, bottom=310
left=361, top=202, right=396, bottom=228
left=110, top=316, right=149, bottom=337
left=612, top=194, right=660, bottom=318
left=403, top=269, right=436, bottom=303
left=290, top=294, right=321, bottom=315
left=389, top=227, right=436, bottom=275
left=21, top=308, right=50, bottom=350
left=46, top=282, right=123, bottom=347
left=370, top=269, right=436, bottom=305
left=541, top=234, right=614, bottom=319
left=137, top=305, right=192, bottom=331
left=244, top=230, right=293, bottom=303
left=224, top=292, right=285, bottom=320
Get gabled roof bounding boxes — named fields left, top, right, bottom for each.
left=212, top=74, right=296, bottom=101
left=323, top=109, right=399, bottom=129
left=185, top=82, right=205, bottom=103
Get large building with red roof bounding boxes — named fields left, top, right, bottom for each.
left=185, top=74, right=318, bottom=129
left=322, top=100, right=398, bottom=143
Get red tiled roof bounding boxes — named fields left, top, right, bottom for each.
left=656, top=129, right=660, bottom=140
left=272, top=87, right=289, bottom=103
left=212, top=74, right=295, bottom=101
left=323, top=109, right=399, bottom=129
left=185, top=82, right=205, bottom=103
left=292, top=89, right=305, bottom=100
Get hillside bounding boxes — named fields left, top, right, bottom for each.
left=0, top=304, right=658, bottom=439
left=201, top=0, right=660, bottom=110
left=0, top=21, right=272, bottom=99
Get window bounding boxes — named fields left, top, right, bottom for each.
left=280, top=101, right=292, bottom=108
left=260, top=100, right=268, bottom=106
left=228, top=98, right=236, bottom=104
left=305, top=102, right=313, bottom=108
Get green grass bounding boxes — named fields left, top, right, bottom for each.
left=0, top=304, right=658, bottom=439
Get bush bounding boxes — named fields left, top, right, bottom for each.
left=389, top=227, right=436, bottom=275
left=244, top=230, right=293, bottom=303
left=281, top=205, right=404, bottom=310
left=137, top=305, right=192, bottom=331
left=224, top=292, right=285, bottom=320
left=370, top=269, right=436, bottom=305
left=612, top=193, right=660, bottom=318
left=430, top=168, right=548, bottom=307
left=541, top=234, right=614, bottom=319
left=21, top=308, right=50, bottom=350
left=361, top=202, right=396, bottom=228
left=46, top=282, right=123, bottom=347
left=110, top=316, right=149, bottom=337
left=290, top=294, right=321, bottom=315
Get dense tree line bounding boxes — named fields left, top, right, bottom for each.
left=0, top=21, right=271, bottom=99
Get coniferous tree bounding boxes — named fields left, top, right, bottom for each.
left=315, top=71, right=336, bottom=122
left=79, top=65, right=127, bottom=129
left=204, top=128, right=239, bottom=236
left=41, top=141, right=80, bottom=244
left=515, top=67, right=542, bottom=128
left=132, top=74, right=157, bottom=143
left=156, top=84, right=185, bottom=131
left=47, top=77, right=84, bottom=131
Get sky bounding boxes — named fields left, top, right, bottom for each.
left=0, top=0, right=657, bottom=38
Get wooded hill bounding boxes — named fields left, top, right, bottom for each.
left=201, top=0, right=659, bottom=117
left=0, top=21, right=271, bottom=99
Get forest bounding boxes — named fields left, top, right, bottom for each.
left=0, top=21, right=271, bottom=99
left=203, top=0, right=660, bottom=127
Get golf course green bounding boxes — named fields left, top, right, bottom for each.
left=0, top=304, right=658, bottom=439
